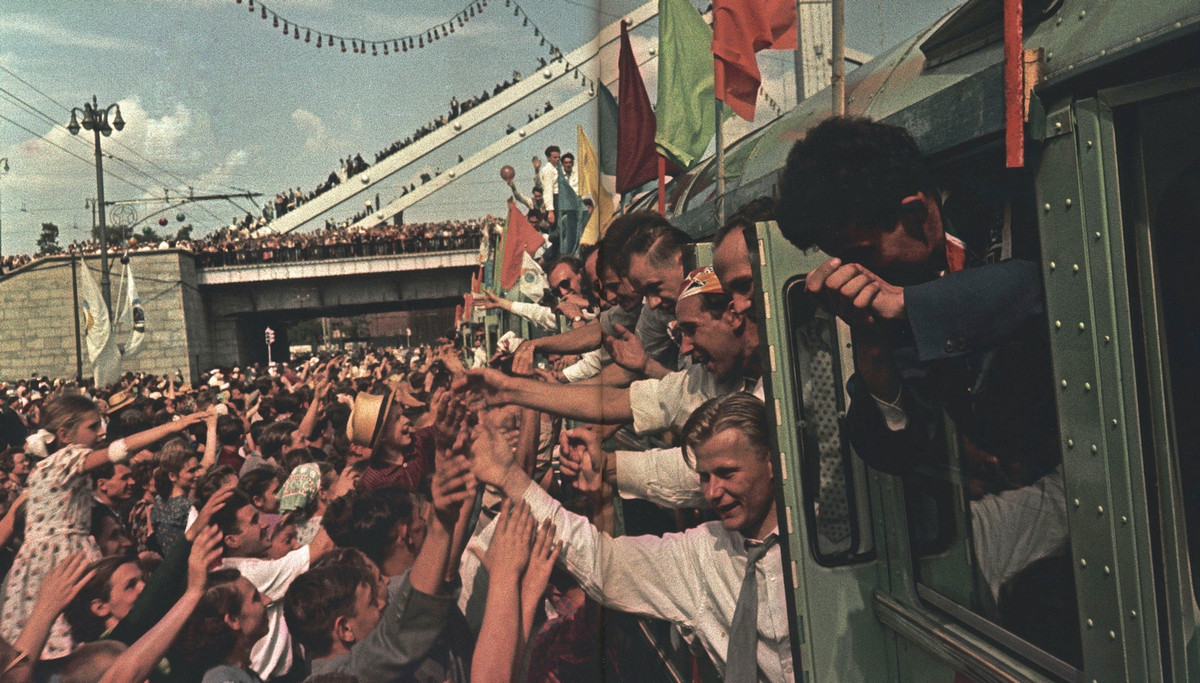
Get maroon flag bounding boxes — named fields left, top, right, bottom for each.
left=713, top=0, right=797, bottom=121
left=617, top=21, right=680, bottom=193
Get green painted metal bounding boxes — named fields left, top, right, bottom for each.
left=753, top=220, right=895, bottom=682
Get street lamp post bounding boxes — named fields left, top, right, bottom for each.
left=67, top=96, right=124, bottom=316
left=0, top=158, right=9, bottom=267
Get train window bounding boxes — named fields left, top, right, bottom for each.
left=895, top=162, right=1083, bottom=671
left=784, top=277, right=874, bottom=564
left=1118, top=88, right=1200, bottom=598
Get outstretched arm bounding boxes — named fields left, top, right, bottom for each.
left=454, top=368, right=632, bottom=425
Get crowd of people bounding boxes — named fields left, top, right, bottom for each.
left=0, top=218, right=488, bottom=275
left=190, top=218, right=488, bottom=268
left=0, top=117, right=1067, bottom=682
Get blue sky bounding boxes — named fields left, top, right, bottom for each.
left=0, top=0, right=952, bottom=256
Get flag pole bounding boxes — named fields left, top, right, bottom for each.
left=656, top=155, right=666, bottom=216
left=715, top=99, right=726, bottom=225
left=832, top=0, right=846, bottom=115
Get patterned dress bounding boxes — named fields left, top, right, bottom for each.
left=0, top=444, right=101, bottom=658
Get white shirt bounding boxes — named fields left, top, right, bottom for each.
left=509, top=301, right=558, bottom=332
left=222, top=545, right=311, bottom=680
left=972, top=466, right=1068, bottom=602
left=538, top=163, right=560, bottom=198
left=523, top=484, right=794, bottom=681
left=562, top=348, right=608, bottom=383
left=628, top=363, right=738, bottom=436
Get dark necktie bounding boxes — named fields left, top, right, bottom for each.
left=726, top=534, right=779, bottom=682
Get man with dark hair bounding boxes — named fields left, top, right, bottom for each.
left=216, top=487, right=335, bottom=680
left=91, top=461, right=135, bottom=535
left=284, top=441, right=475, bottom=681
left=560, top=151, right=578, bottom=193
left=539, top=145, right=562, bottom=224
left=214, top=414, right=246, bottom=471
left=775, top=115, right=1055, bottom=480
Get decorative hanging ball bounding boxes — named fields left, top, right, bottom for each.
left=402, top=40, right=408, bottom=52
left=283, top=21, right=289, bottom=35
left=158, top=217, right=169, bottom=226
left=273, top=14, right=278, bottom=27
left=305, top=29, right=310, bottom=42
left=294, top=26, right=299, bottom=39
left=248, top=0, right=253, bottom=9
left=341, top=39, right=346, bottom=52
left=393, top=40, right=399, bottom=51
left=261, top=6, right=266, bottom=18
left=317, top=34, right=322, bottom=47
left=372, top=43, right=378, bottom=55
left=176, top=213, right=185, bottom=222
left=419, top=36, right=423, bottom=47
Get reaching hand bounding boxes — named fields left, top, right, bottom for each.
left=432, top=451, right=477, bottom=529
left=473, top=499, right=534, bottom=580
left=510, top=340, right=538, bottom=377
left=469, top=412, right=518, bottom=488
left=475, top=290, right=506, bottom=311
left=186, top=485, right=235, bottom=542
left=559, top=427, right=606, bottom=499
left=805, top=258, right=906, bottom=327
left=604, top=323, right=649, bottom=375
left=521, top=518, right=561, bottom=620
left=187, top=524, right=224, bottom=593
left=433, top=391, right=468, bottom=450
left=32, top=551, right=96, bottom=617
left=451, top=368, right=511, bottom=409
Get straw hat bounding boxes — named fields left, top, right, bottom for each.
left=106, top=390, right=136, bottom=413
left=347, top=392, right=395, bottom=449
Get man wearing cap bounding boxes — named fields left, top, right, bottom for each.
left=456, top=265, right=760, bottom=437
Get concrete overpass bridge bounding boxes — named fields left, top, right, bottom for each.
left=0, top=248, right=479, bottom=382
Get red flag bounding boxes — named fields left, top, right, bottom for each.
left=500, top=200, right=545, bottom=290
left=713, top=0, right=797, bottom=121
left=618, top=21, right=679, bottom=193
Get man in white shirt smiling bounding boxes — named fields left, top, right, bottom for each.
left=468, top=391, right=793, bottom=681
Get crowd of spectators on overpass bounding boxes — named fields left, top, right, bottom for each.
left=0, top=218, right=490, bottom=275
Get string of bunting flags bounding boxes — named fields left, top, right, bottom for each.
left=231, top=0, right=597, bottom=93
left=758, top=85, right=785, bottom=117
left=232, top=0, right=489, bottom=55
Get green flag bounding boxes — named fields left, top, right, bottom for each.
left=655, top=0, right=715, bottom=170
left=597, top=84, right=618, bottom=177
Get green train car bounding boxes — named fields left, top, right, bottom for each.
left=663, top=0, right=1200, bottom=680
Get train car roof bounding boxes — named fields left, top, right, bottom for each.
left=667, top=0, right=1200, bottom=237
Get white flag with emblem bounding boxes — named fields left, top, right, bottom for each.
left=78, top=260, right=111, bottom=362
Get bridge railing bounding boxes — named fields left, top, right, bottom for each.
left=194, top=234, right=483, bottom=269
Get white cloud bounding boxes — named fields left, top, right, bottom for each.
left=292, top=108, right=328, bottom=153
left=0, top=14, right=150, bottom=53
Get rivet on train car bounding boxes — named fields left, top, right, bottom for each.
left=1050, top=261, right=1057, bottom=270
left=1065, top=198, right=1072, bottom=208
left=1067, top=439, right=1074, bottom=448
left=1130, top=610, right=1137, bottom=619
left=1080, top=558, right=1087, bottom=568
left=1054, top=121, right=1063, bottom=132
left=1047, top=52, right=1054, bottom=61
left=1091, top=444, right=1098, bottom=454
left=1061, top=379, right=1068, bottom=388
left=1086, top=618, right=1094, bottom=628
left=1087, top=140, right=1094, bottom=148
left=1134, top=36, right=1142, bottom=44
left=1074, top=498, right=1081, bottom=508
left=1078, top=322, right=1086, bottom=330
left=1104, top=335, right=1111, bottom=344
left=1079, top=10, right=1086, bottom=18
left=1104, top=566, right=1111, bottom=576
left=1084, top=382, right=1092, bottom=391
left=1056, top=16, right=1062, bottom=25
left=1109, top=631, right=1116, bottom=641
left=1072, top=264, right=1080, bottom=273
left=1121, top=516, right=1128, bottom=524
left=1044, top=203, right=1052, bottom=212
left=1097, top=505, right=1104, bottom=515
left=1055, top=320, right=1062, bottom=329
left=1112, top=418, right=1119, bottom=427
left=1100, top=49, right=1107, bottom=57
left=1095, top=231, right=1102, bottom=240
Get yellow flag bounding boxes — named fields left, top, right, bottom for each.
left=577, top=125, right=614, bottom=245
